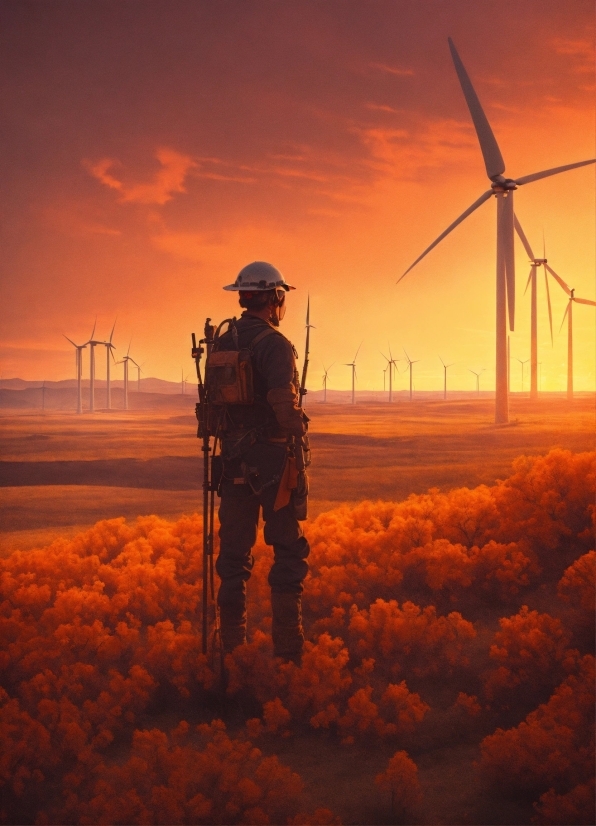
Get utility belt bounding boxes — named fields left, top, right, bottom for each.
left=213, top=430, right=310, bottom=520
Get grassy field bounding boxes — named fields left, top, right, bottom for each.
left=1, top=394, right=594, bottom=552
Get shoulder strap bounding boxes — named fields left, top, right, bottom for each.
left=249, top=326, right=282, bottom=349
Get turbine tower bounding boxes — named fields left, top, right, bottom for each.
left=86, top=319, right=105, bottom=414
left=439, top=357, right=454, bottom=400
left=469, top=368, right=485, bottom=396
left=516, top=358, right=529, bottom=393
left=398, top=38, right=595, bottom=425
left=403, top=350, right=419, bottom=401
left=103, top=320, right=117, bottom=410
left=64, top=334, right=87, bottom=414
left=381, top=346, right=399, bottom=402
left=344, top=343, right=362, bottom=405
left=514, top=217, right=555, bottom=400
left=559, top=289, right=596, bottom=399
left=322, top=364, right=333, bottom=403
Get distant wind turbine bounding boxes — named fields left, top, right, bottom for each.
left=86, top=319, right=105, bottom=414
left=403, top=350, right=419, bottom=401
left=559, top=288, right=596, bottom=400
left=513, top=217, right=560, bottom=400
left=344, top=343, right=362, bottom=405
left=516, top=358, right=529, bottom=393
left=116, top=341, right=134, bottom=410
left=64, top=333, right=88, bottom=414
left=398, top=37, right=595, bottom=425
left=103, top=320, right=117, bottom=410
left=381, top=345, right=399, bottom=402
left=322, top=364, right=333, bottom=403
left=469, top=368, right=485, bottom=396
left=131, top=359, right=144, bottom=393
left=439, top=357, right=454, bottom=400
left=180, top=367, right=190, bottom=395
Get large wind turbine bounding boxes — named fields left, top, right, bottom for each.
left=403, top=350, right=419, bottom=401
left=559, top=288, right=596, bottom=399
left=381, top=346, right=399, bottom=402
left=399, top=38, right=595, bottom=424
left=344, top=343, right=362, bottom=404
left=104, top=320, right=117, bottom=410
left=439, top=357, right=454, bottom=400
left=64, top=334, right=87, bottom=414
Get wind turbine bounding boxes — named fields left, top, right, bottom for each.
left=87, top=320, right=109, bottom=414
left=322, top=364, right=333, bottom=403
left=403, top=350, right=419, bottom=401
left=439, top=357, right=454, bottom=400
left=514, top=217, right=556, bottom=400
left=381, top=345, right=400, bottom=402
left=180, top=365, right=188, bottom=396
left=469, top=368, right=485, bottom=396
left=398, top=38, right=595, bottom=425
left=131, top=359, right=144, bottom=393
left=344, top=343, right=362, bottom=404
left=103, top=320, right=117, bottom=410
left=516, top=358, right=529, bottom=393
left=116, top=341, right=133, bottom=410
left=559, top=288, right=596, bottom=400
left=64, top=334, right=88, bottom=414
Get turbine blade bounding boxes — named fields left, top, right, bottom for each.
left=398, top=189, right=493, bottom=282
left=109, top=319, right=117, bottom=343
left=64, top=335, right=77, bottom=347
left=127, top=338, right=132, bottom=357
left=447, top=38, right=506, bottom=180
left=574, top=297, right=596, bottom=306
left=513, top=214, right=535, bottom=260
left=90, top=317, right=97, bottom=340
left=559, top=301, right=570, bottom=333
left=544, top=269, right=553, bottom=346
left=544, top=264, right=572, bottom=296
left=515, top=159, right=595, bottom=187
left=354, top=341, right=363, bottom=361
left=524, top=266, right=534, bottom=296
left=501, top=192, right=515, bottom=331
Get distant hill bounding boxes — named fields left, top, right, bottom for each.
left=0, top=377, right=194, bottom=394
left=0, top=386, right=197, bottom=411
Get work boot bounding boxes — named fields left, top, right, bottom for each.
left=218, top=595, right=247, bottom=654
left=271, top=591, right=304, bottom=663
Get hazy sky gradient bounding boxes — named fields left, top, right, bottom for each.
left=1, top=0, right=594, bottom=390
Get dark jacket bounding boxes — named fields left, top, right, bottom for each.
left=215, top=313, right=301, bottom=438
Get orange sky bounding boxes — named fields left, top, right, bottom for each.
left=1, top=0, right=594, bottom=391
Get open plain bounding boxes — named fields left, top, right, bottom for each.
left=1, top=393, right=594, bottom=552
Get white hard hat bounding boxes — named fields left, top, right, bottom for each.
left=223, top=261, right=296, bottom=291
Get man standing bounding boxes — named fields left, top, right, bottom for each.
left=214, top=261, right=309, bottom=663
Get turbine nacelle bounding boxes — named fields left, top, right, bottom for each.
left=490, top=176, right=518, bottom=191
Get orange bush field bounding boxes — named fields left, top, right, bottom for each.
left=1, top=448, right=594, bottom=824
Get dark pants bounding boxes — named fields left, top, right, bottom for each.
left=216, top=442, right=310, bottom=609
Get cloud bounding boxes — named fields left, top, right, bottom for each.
left=370, top=62, right=415, bottom=77
left=85, top=148, right=197, bottom=205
